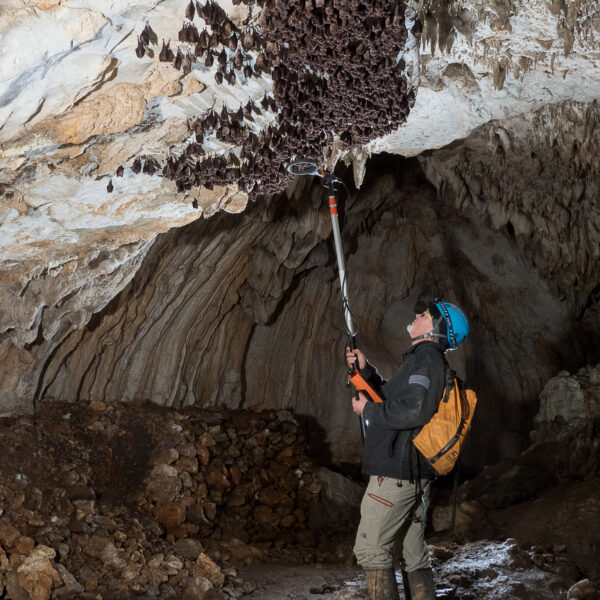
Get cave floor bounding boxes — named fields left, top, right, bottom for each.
left=1, top=401, right=598, bottom=600
left=236, top=564, right=365, bottom=600
left=234, top=535, right=592, bottom=600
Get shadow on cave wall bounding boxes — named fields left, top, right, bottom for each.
left=35, top=153, right=600, bottom=477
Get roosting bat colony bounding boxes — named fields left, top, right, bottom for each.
left=118, top=0, right=418, bottom=202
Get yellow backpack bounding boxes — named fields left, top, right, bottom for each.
left=413, top=368, right=477, bottom=476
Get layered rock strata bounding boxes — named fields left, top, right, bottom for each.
left=2, top=0, right=600, bottom=345
left=0, top=0, right=418, bottom=339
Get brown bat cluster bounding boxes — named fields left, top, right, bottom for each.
left=262, top=0, right=414, bottom=148
left=166, top=0, right=263, bottom=80
left=127, top=0, right=417, bottom=202
left=161, top=95, right=302, bottom=195
left=136, top=22, right=159, bottom=59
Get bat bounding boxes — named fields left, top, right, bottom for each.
left=173, top=49, right=183, bottom=70
left=136, top=36, right=145, bottom=58
left=186, top=0, right=195, bottom=21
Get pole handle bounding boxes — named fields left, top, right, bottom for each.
left=347, top=335, right=367, bottom=440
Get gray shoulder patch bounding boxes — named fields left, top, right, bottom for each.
left=409, top=374, right=431, bottom=390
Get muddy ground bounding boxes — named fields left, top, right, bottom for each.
left=235, top=536, right=598, bottom=600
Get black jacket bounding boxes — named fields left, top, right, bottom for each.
left=361, top=341, right=447, bottom=480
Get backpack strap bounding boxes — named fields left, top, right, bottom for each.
left=428, top=378, right=469, bottom=465
left=442, top=363, right=455, bottom=403
left=411, top=362, right=453, bottom=484
left=410, top=438, right=421, bottom=487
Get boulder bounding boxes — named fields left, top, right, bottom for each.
left=532, top=365, right=600, bottom=445
left=53, top=564, right=84, bottom=597
left=174, top=538, right=205, bottom=561
left=432, top=500, right=494, bottom=542
left=193, top=554, right=224, bottom=587
left=16, top=546, right=60, bottom=600
left=5, top=571, right=30, bottom=600
left=567, top=579, right=598, bottom=599
left=84, top=535, right=124, bottom=569
left=182, top=576, right=213, bottom=600
left=308, top=467, right=364, bottom=532
left=154, top=503, right=187, bottom=530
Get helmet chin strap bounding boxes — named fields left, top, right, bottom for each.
left=410, top=315, right=445, bottom=343
left=410, top=331, right=446, bottom=342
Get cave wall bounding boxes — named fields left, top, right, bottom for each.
left=16, top=101, right=597, bottom=470
left=2, top=0, right=600, bottom=451
left=418, top=100, right=600, bottom=316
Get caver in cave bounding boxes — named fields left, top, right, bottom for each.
left=349, top=301, right=470, bottom=600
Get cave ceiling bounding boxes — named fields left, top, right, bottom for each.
left=0, top=0, right=599, bottom=466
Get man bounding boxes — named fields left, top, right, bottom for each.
left=347, top=300, right=469, bottom=600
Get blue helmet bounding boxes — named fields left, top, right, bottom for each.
left=431, top=301, right=469, bottom=350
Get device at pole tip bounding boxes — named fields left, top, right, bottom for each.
left=287, top=158, right=351, bottom=202
left=286, top=157, right=336, bottom=180
left=286, top=158, right=322, bottom=178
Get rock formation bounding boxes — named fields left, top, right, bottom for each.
left=0, top=399, right=355, bottom=599
left=1, top=0, right=600, bottom=470
left=11, top=152, right=597, bottom=471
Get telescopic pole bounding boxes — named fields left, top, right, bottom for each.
left=325, top=175, right=367, bottom=441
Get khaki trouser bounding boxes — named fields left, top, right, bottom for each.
left=354, top=476, right=431, bottom=570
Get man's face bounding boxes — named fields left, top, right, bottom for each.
left=407, top=309, right=434, bottom=339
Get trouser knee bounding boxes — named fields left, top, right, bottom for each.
left=354, top=541, right=393, bottom=569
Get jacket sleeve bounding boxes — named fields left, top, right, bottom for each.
left=358, top=360, right=386, bottom=392
left=362, top=353, right=445, bottom=431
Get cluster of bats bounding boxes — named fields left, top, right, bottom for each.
left=262, top=0, right=415, bottom=148
left=158, top=94, right=293, bottom=196
left=113, top=0, right=418, bottom=204
left=134, top=0, right=270, bottom=83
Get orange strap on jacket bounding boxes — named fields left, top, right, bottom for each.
left=349, top=370, right=383, bottom=404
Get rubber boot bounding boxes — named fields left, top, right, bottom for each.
left=405, top=568, right=436, bottom=600
left=364, top=568, right=400, bottom=600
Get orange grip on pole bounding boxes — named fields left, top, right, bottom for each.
left=349, top=371, right=383, bottom=403
left=329, top=196, right=338, bottom=215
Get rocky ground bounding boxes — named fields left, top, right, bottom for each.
left=0, top=398, right=598, bottom=600
left=0, top=400, right=356, bottom=599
